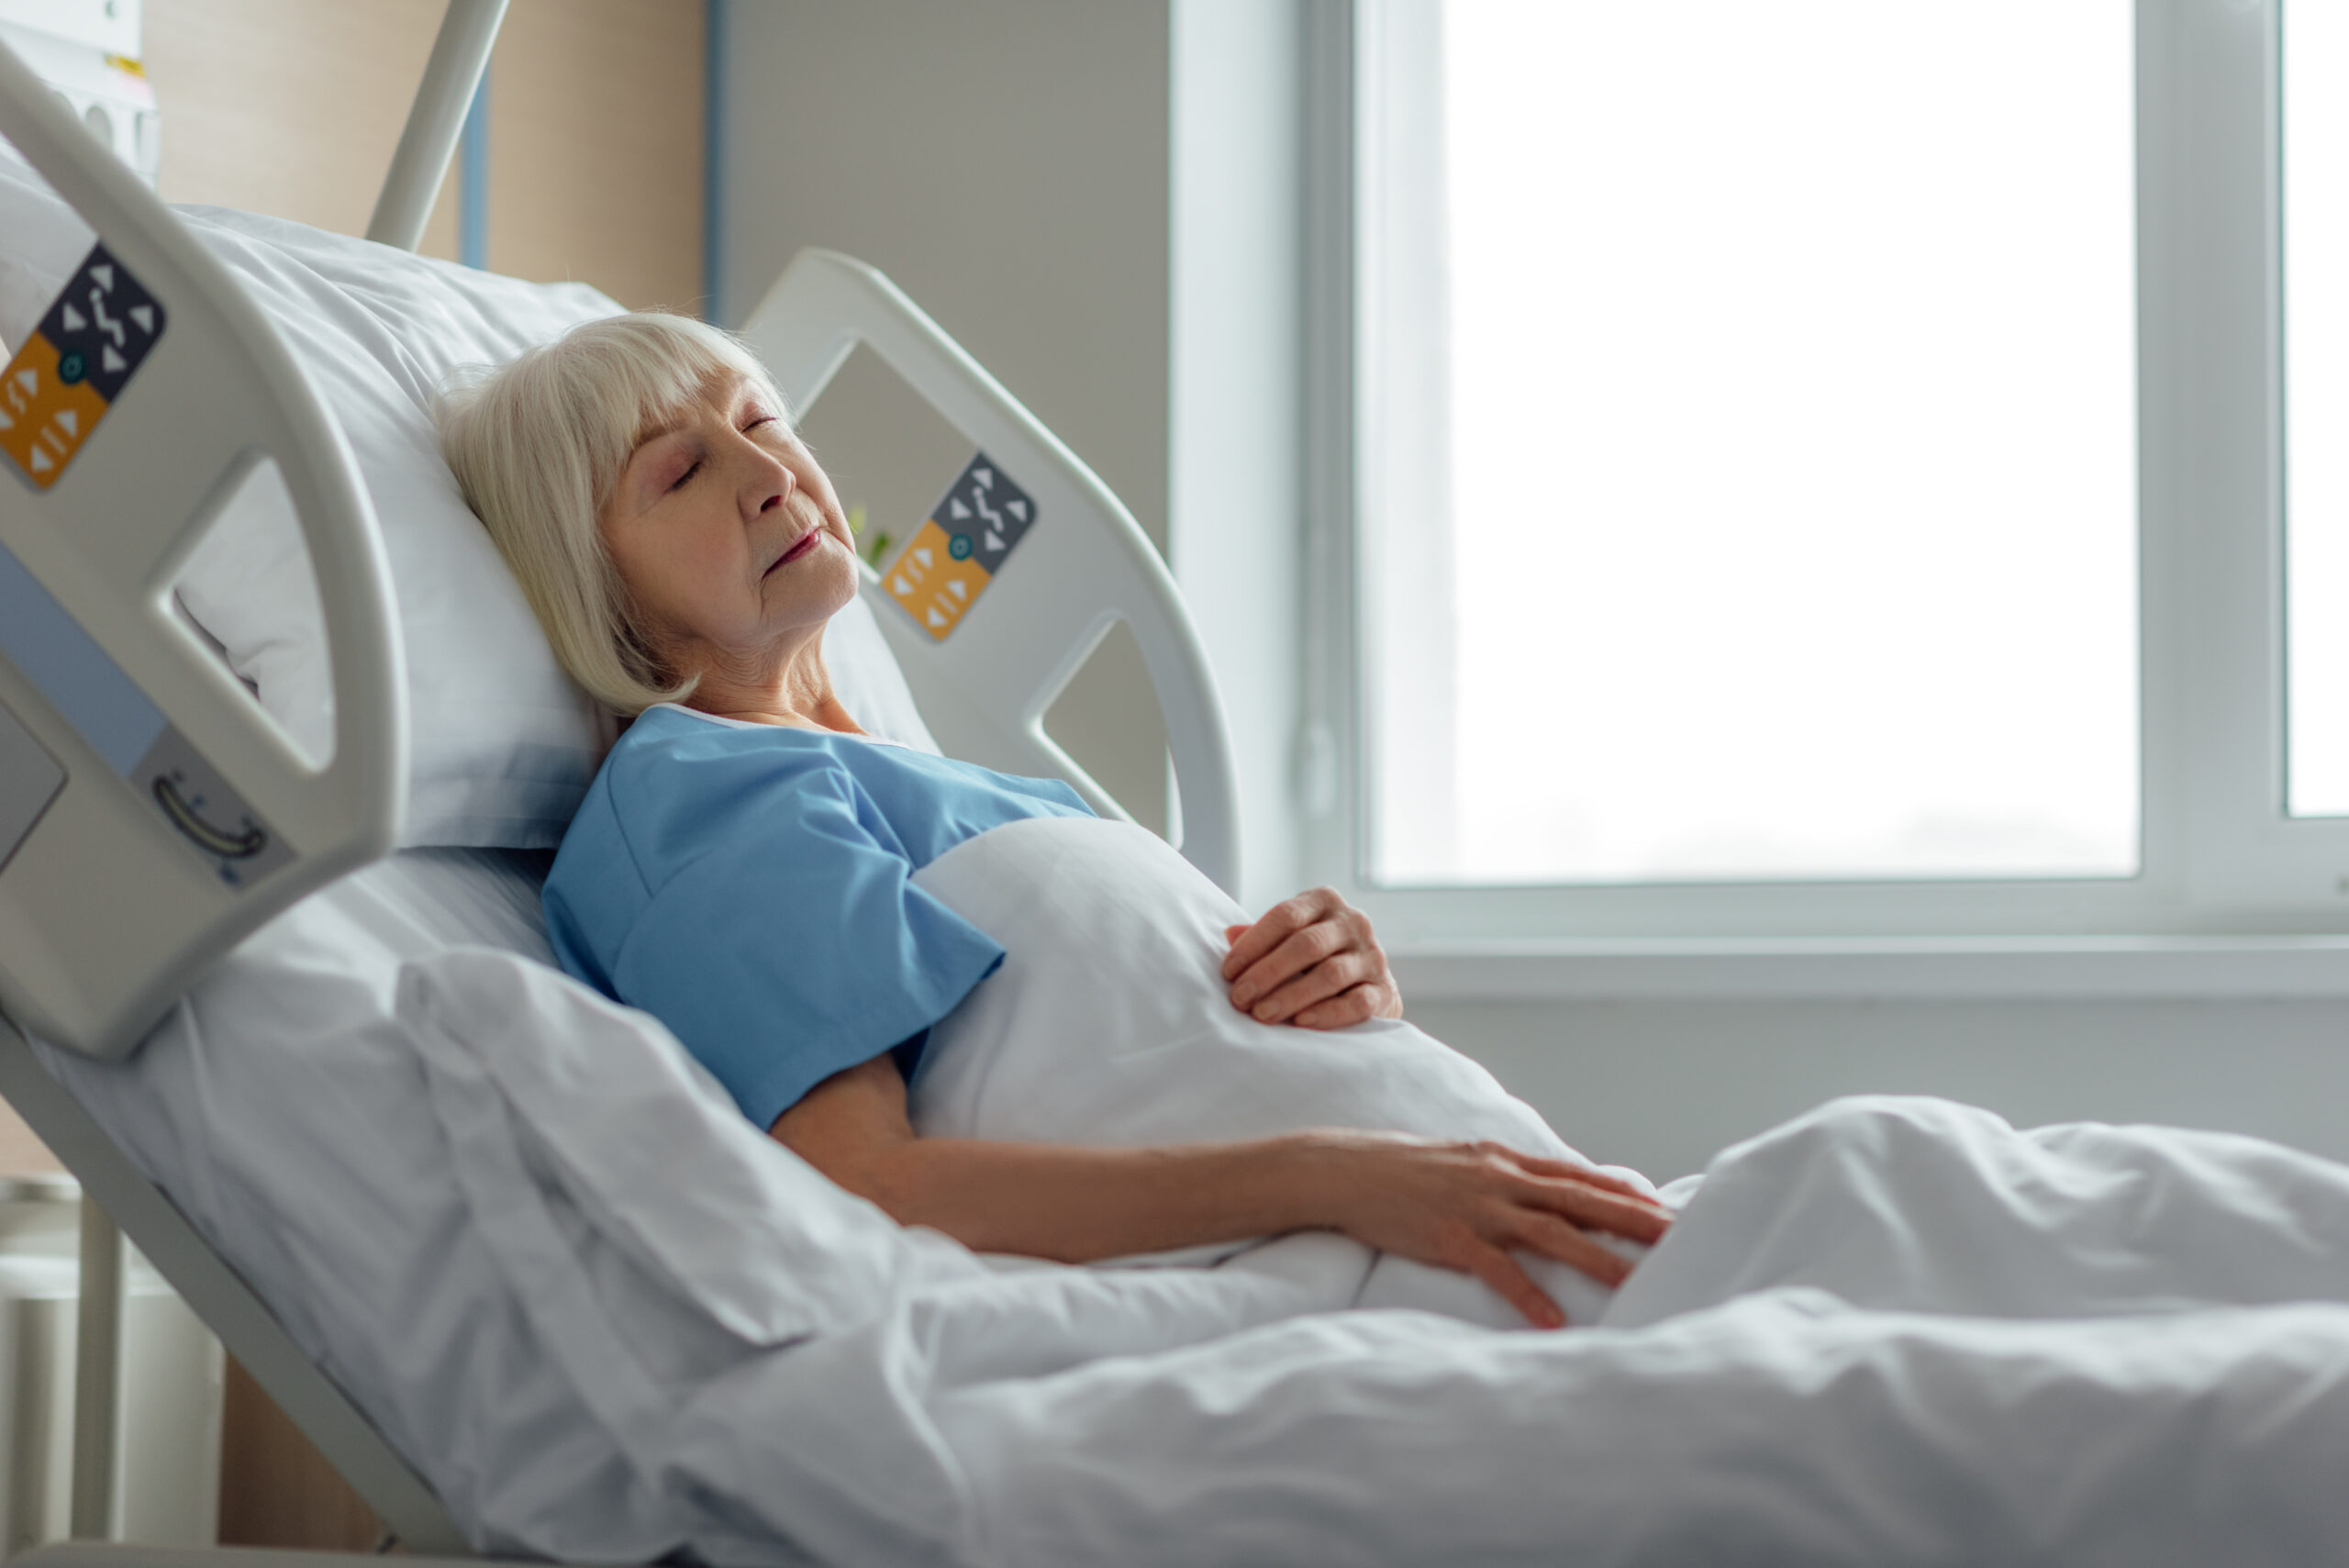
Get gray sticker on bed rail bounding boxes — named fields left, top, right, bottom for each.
left=0, top=695, right=64, bottom=878
left=38, top=243, right=165, bottom=405
left=946, top=453, right=1035, bottom=572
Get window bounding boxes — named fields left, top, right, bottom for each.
left=2286, top=2, right=2349, bottom=817
left=1314, top=0, right=2349, bottom=940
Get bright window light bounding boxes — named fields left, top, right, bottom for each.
left=2287, top=2, right=2349, bottom=818
left=1365, top=1, right=2139, bottom=886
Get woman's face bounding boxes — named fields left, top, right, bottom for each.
left=602, top=371, right=858, bottom=685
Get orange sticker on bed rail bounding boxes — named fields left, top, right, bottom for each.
left=0, top=243, right=165, bottom=492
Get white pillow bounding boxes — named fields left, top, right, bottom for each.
left=0, top=152, right=939, bottom=847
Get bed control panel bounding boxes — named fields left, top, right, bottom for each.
left=0, top=243, right=164, bottom=492
left=0, top=536, right=291, bottom=889
left=881, top=450, right=1036, bottom=640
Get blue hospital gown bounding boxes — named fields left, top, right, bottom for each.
left=543, top=704, right=1092, bottom=1129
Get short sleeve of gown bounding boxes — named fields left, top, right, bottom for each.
left=596, top=752, right=1005, bottom=1130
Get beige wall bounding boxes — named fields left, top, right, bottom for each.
left=144, top=0, right=462, bottom=258
left=487, top=0, right=703, bottom=310
left=141, top=0, right=701, bottom=308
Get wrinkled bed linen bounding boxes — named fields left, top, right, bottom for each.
left=38, top=843, right=2349, bottom=1565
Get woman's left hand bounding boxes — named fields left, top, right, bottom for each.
left=1223, top=887, right=1404, bottom=1029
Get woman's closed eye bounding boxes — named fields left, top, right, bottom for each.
left=650, top=411, right=780, bottom=495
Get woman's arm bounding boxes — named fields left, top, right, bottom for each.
left=774, top=1057, right=1670, bottom=1329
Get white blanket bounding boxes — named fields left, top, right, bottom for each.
left=909, top=815, right=1652, bottom=1329
left=421, top=960, right=2349, bottom=1567
left=42, top=829, right=2349, bottom=1564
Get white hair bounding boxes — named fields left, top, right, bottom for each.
left=434, top=312, right=788, bottom=715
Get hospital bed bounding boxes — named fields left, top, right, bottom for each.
left=7, top=6, right=2349, bottom=1566
left=0, top=2, right=1235, bottom=1554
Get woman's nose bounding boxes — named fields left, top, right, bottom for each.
left=746, top=448, right=795, bottom=514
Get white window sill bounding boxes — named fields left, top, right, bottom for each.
left=1389, top=937, right=2349, bottom=1002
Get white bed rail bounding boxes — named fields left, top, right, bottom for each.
left=0, top=39, right=408, bottom=1060
left=0, top=30, right=457, bottom=1558
left=739, top=250, right=1243, bottom=896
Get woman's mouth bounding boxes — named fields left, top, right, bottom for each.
left=770, top=528, right=826, bottom=573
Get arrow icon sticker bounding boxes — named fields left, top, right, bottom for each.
left=4, top=243, right=167, bottom=488
left=890, top=455, right=1037, bottom=641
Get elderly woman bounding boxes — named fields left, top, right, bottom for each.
left=438, top=312, right=1669, bottom=1329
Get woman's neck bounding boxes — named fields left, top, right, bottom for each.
left=676, top=636, right=865, bottom=734
left=687, top=692, right=866, bottom=733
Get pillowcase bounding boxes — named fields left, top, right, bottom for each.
left=0, top=150, right=939, bottom=847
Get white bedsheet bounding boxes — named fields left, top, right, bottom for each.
left=37, top=827, right=2349, bottom=1565
left=37, top=851, right=685, bottom=1560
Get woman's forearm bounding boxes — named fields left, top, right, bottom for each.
left=769, top=1055, right=1671, bottom=1326
left=841, top=1132, right=1341, bottom=1262
left=774, top=1053, right=1348, bottom=1262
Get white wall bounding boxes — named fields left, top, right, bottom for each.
left=1412, top=995, right=2349, bottom=1184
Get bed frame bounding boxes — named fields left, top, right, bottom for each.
left=0, top=1, right=1237, bottom=1555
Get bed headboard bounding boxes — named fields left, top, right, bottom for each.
left=0, top=39, right=408, bottom=1060
left=740, top=250, right=1242, bottom=897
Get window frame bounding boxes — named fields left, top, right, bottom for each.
left=1300, top=0, right=2349, bottom=946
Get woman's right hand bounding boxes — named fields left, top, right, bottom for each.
left=1296, top=1130, right=1674, bottom=1329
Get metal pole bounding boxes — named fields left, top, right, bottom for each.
left=70, top=1195, right=124, bottom=1540
left=366, top=0, right=510, bottom=252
